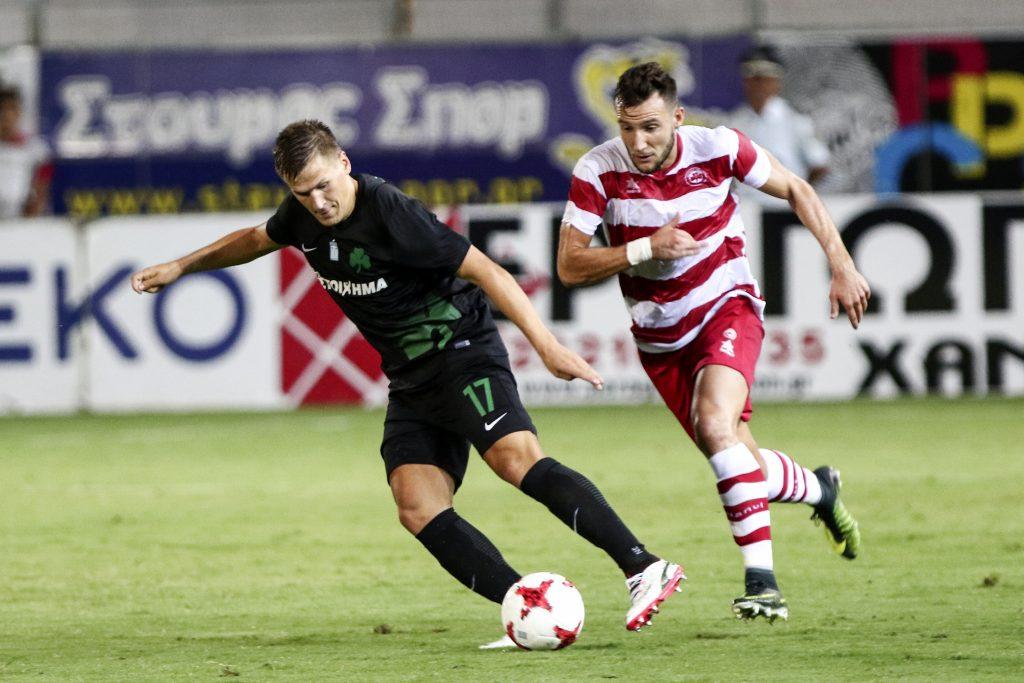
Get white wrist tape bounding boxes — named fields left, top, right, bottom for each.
left=626, top=237, right=653, bottom=266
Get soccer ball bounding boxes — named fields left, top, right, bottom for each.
left=500, top=572, right=585, bottom=650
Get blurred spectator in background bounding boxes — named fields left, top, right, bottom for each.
left=0, top=84, right=52, bottom=219
left=730, top=46, right=829, bottom=188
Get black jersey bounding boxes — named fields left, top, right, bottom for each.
left=266, top=173, right=504, bottom=386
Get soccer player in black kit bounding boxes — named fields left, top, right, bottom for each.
left=131, top=120, right=683, bottom=646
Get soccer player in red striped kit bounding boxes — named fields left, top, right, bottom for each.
left=557, top=62, right=870, bottom=621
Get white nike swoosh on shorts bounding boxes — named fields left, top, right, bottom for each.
left=483, top=412, right=508, bottom=431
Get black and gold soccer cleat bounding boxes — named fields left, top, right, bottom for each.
left=810, top=466, right=861, bottom=560
left=732, top=589, right=789, bottom=623
left=733, top=568, right=788, bottom=623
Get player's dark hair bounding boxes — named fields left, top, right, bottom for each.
left=273, top=119, right=341, bottom=183
left=0, top=84, right=22, bottom=106
left=614, top=62, right=678, bottom=111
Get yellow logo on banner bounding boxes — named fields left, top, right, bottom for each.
left=952, top=72, right=1024, bottom=159
left=549, top=39, right=694, bottom=176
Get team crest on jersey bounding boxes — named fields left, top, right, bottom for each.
left=625, top=178, right=642, bottom=194
left=684, top=166, right=709, bottom=187
left=349, top=247, right=371, bottom=273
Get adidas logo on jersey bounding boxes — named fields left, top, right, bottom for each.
left=625, top=178, right=642, bottom=194
left=317, top=274, right=388, bottom=297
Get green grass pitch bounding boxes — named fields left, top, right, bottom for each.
left=2, top=398, right=1023, bottom=680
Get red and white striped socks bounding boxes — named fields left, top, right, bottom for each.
left=760, top=448, right=822, bottom=505
left=708, top=443, right=773, bottom=570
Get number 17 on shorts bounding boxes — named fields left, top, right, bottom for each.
left=462, top=378, right=495, bottom=417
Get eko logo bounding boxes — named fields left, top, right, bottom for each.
left=61, top=266, right=245, bottom=362
left=0, top=263, right=248, bottom=366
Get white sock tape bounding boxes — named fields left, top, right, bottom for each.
left=626, top=237, right=653, bottom=266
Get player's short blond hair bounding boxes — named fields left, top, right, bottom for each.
left=273, top=120, right=341, bottom=183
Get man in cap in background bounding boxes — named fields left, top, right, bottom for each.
left=730, top=46, right=830, bottom=189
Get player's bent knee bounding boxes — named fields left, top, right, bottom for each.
left=483, top=432, right=544, bottom=487
left=396, top=502, right=450, bottom=536
left=388, top=464, right=456, bottom=534
left=692, top=408, right=739, bottom=455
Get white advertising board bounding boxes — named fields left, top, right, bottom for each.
left=2, top=192, right=1021, bottom=415
left=0, top=219, right=80, bottom=413
left=83, top=214, right=283, bottom=411
left=464, top=195, right=1024, bottom=405
left=750, top=194, right=1024, bottom=399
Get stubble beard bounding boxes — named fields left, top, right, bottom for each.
left=647, top=134, right=676, bottom=174
left=634, top=134, right=676, bottom=174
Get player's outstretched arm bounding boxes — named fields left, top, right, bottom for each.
left=757, top=153, right=871, bottom=329
left=457, top=245, right=604, bottom=390
left=556, top=218, right=704, bottom=288
left=130, top=223, right=281, bottom=294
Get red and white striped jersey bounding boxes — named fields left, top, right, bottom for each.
left=562, top=125, right=772, bottom=354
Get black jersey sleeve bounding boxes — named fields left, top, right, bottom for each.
left=373, top=183, right=471, bottom=273
left=264, top=195, right=302, bottom=247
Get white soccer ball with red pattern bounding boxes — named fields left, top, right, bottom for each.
left=500, top=572, right=585, bottom=650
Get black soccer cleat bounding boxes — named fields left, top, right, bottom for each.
left=732, top=568, right=788, bottom=623
left=810, top=466, right=861, bottom=560
left=732, top=589, right=789, bottom=623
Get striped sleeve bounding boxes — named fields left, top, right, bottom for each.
left=729, top=127, right=772, bottom=189
left=562, top=154, right=607, bottom=236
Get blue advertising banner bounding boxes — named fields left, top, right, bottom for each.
left=40, top=37, right=749, bottom=216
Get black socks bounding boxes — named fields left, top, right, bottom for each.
left=520, top=457, right=658, bottom=577
left=745, top=567, right=780, bottom=594
left=415, top=508, right=520, bottom=604
left=414, top=458, right=659, bottom=604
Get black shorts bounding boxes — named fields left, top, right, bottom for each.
left=380, top=348, right=536, bottom=490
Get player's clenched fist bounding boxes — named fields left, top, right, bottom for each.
left=130, top=261, right=183, bottom=294
left=650, top=214, right=705, bottom=260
